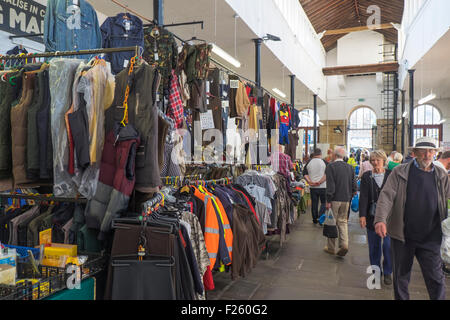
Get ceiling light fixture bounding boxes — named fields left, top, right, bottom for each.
left=318, top=121, right=324, bottom=126
left=402, top=111, right=408, bottom=118
left=418, top=92, right=436, bottom=105
left=273, top=88, right=286, bottom=98
left=211, top=44, right=241, bottom=68
left=262, top=33, right=281, bottom=42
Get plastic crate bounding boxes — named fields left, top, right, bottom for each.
left=3, top=245, right=40, bottom=260
left=0, top=252, right=107, bottom=300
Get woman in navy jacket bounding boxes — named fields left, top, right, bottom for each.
left=359, top=150, right=392, bottom=286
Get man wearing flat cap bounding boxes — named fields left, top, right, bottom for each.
left=374, top=137, right=450, bottom=300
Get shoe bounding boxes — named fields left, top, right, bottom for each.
left=313, top=220, right=318, bottom=225
left=323, top=247, right=335, bottom=255
left=384, top=274, right=392, bottom=285
left=318, top=222, right=323, bottom=227
left=336, top=247, right=348, bottom=257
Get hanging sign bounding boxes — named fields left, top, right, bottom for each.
left=200, top=110, right=215, bottom=130
left=0, top=0, right=46, bottom=42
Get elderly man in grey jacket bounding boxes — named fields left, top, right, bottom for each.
left=374, top=137, right=450, bottom=300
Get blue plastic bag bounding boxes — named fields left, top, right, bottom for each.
left=319, top=213, right=326, bottom=224
left=351, top=193, right=359, bottom=213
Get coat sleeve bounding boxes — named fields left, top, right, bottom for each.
left=44, top=0, right=57, bottom=51
left=359, top=173, right=370, bottom=218
left=325, top=165, right=335, bottom=202
left=100, top=18, right=110, bottom=49
left=352, top=169, right=357, bottom=194
left=374, top=169, right=399, bottom=225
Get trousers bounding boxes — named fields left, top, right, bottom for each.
left=327, top=201, right=350, bottom=252
left=367, top=228, right=392, bottom=275
left=310, top=188, right=326, bottom=223
left=391, top=238, right=446, bottom=300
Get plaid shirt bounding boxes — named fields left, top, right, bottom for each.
left=167, top=70, right=184, bottom=128
left=271, top=151, right=293, bottom=181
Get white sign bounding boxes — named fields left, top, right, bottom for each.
left=200, top=110, right=215, bottom=130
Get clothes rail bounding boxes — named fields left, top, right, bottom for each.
left=141, top=192, right=164, bottom=214
left=0, top=193, right=88, bottom=204
left=0, top=46, right=141, bottom=60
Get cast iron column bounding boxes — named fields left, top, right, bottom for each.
left=253, top=38, right=263, bottom=165
left=401, top=89, right=406, bottom=156
left=313, top=94, right=318, bottom=151
left=408, top=69, right=415, bottom=147
left=393, top=72, right=399, bottom=151
left=154, top=0, right=164, bottom=26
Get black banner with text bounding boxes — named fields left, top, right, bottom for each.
left=0, top=0, right=46, bottom=41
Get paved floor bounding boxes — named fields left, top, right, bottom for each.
left=207, top=209, right=450, bottom=300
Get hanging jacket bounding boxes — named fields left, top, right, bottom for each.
left=101, top=12, right=145, bottom=75
left=106, top=62, right=160, bottom=192
left=85, top=123, right=140, bottom=240
left=235, top=81, right=251, bottom=117
left=11, top=72, right=36, bottom=186
left=44, top=0, right=102, bottom=59
left=195, top=186, right=233, bottom=268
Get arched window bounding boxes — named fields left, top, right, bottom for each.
left=413, top=105, right=443, bottom=144
left=298, top=109, right=320, bottom=158
left=348, top=107, right=377, bottom=150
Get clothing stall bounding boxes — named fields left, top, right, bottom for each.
left=0, top=0, right=300, bottom=300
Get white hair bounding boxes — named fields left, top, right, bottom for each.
left=393, top=152, right=403, bottom=162
left=334, top=146, right=347, bottom=159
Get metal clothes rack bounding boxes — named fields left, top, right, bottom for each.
left=0, top=193, right=88, bottom=204
left=0, top=46, right=141, bottom=61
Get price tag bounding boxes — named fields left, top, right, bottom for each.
left=73, top=0, right=79, bottom=6
left=123, top=59, right=129, bottom=68
left=125, top=21, right=131, bottom=31
left=200, top=110, right=215, bottom=130
left=206, top=81, right=210, bottom=93
left=154, top=53, right=159, bottom=61
left=222, top=100, right=229, bottom=108
left=230, top=80, right=239, bottom=89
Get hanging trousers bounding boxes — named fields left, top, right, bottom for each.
left=391, top=238, right=446, bottom=300
left=104, top=223, right=175, bottom=300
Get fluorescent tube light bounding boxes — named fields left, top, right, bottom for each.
left=402, top=111, right=408, bottom=118
left=272, top=88, right=286, bottom=98
left=398, top=119, right=402, bottom=125
left=439, top=119, right=447, bottom=124
left=318, top=121, right=324, bottom=126
left=211, top=44, right=241, bottom=68
left=418, top=92, right=436, bottom=105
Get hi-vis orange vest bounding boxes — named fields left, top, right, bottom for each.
left=199, top=186, right=233, bottom=264
left=194, top=187, right=233, bottom=268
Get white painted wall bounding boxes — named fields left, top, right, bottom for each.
left=321, top=32, right=384, bottom=122
left=399, top=0, right=450, bottom=87
left=337, top=30, right=384, bottom=66
left=224, top=0, right=327, bottom=103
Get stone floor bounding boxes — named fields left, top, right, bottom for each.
left=206, top=208, right=450, bottom=300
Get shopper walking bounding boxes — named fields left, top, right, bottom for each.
left=303, top=148, right=327, bottom=225
left=434, top=150, right=450, bottom=173
left=359, top=150, right=392, bottom=285
left=374, top=137, right=450, bottom=300
left=387, top=152, right=403, bottom=171
left=358, top=153, right=373, bottom=178
left=324, top=146, right=357, bottom=257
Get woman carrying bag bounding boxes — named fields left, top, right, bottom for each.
left=359, top=150, right=393, bottom=285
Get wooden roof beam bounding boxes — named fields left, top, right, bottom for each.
left=323, top=23, right=395, bottom=36
left=323, top=62, right=399, bottom=76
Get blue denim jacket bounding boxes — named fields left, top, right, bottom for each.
left=101, top=13, right=144, bottom=74
left=44, top=0, right=101, bottom=58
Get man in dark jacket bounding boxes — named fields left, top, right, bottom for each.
left=324, top=146, right=357, bottom=257
left=375, top=137, right=450, bottom=300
